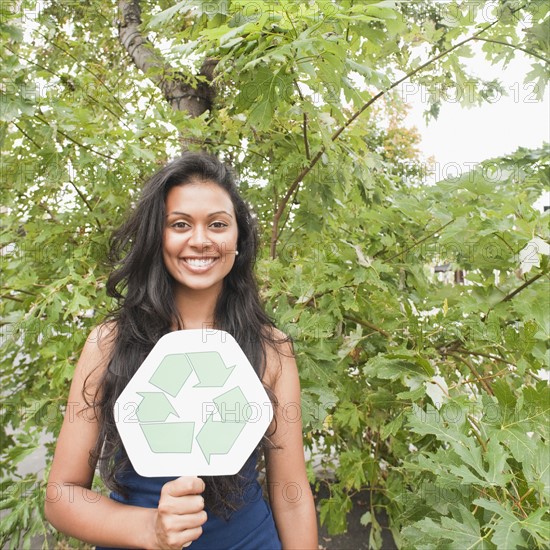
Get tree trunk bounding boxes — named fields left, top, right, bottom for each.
left=117, top=0, right=216, bottom=122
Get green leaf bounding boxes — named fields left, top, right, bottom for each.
left=364, top=353, right=427, bottom=381
left=339, top=449, right=369, bottom=490
left=405, top=505, right=489, bottom=549
left=319, top=492, right=353, bottom=535
left=147, top=1, right=189, bottom=28
left=473, top=498, right=525, bottom=549
left=380, top=411, right=404, bottom=439
left=333, top=402, right=362, bottom=435
left=523, top=442, right=550, bottom=502
left=492, top=379, right=516, bottom=410
left=521, top=507, right=550, bottom=546
left=360, top=511, right=372, bottom=527
left=484, top=438, right=513, bottom=486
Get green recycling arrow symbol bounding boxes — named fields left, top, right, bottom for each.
left=137, top=351, right=249, bottom=459
left=186, top=351, right=234, bottom=387
left=136, top=392, right=178, bottom=423
left=149, top=351, right=234, bottom=396
left=140, top=422, right=195, bottom=453
left=149, top=354, right=193, bottom=397
left=135, top=392, right=196, bottom=452
left=196, top=386, right=249, bottom=464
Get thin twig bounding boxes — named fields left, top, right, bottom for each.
left=455, top=348, right=516, bottom=367
left=12, top=122, right=41, bottom=149
left=385, top=219, right=455, bottom=263
left=494, top=233, right=516, bottom=255
left=343, top=315, right=391, bottom=338
left=474, top=37, right=550, bottom=64
left=0, top=294, right=24, bottom=303
left=501, top=269, right=548, bottom=303
left=519, top=487, right=534, bottom=503
left=302, top=113, right=310, bottom=160
left=276, top=187, right=302, bottom=243
left=450, top=353, right=494, bottom=396
left=467, top=414, right=487, bottom=452
left=67, top=179, right=103, bottom=230
left=34, top=114, right=117, bottom=161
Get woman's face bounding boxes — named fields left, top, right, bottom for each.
left=163, top=180, right=238, bottom=297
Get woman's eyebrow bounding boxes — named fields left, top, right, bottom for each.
left=166, top=210, right=233, bottom=218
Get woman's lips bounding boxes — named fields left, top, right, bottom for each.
left=180, top=256, right=219, bottom=272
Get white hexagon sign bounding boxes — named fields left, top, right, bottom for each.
left=115, top=329, right=273, bottom=477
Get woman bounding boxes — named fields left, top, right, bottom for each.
left=45, top=152, right=318, bottom=549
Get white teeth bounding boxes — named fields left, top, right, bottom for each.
left=185, top=258, right=216, bottom=267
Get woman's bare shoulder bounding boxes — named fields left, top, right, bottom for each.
left=76, top=321, right=117, bottom=381
left=264, top=325, right=292, bottom=345
left=86, top=321, right=117, bottom=349
left=263, top=326, right=295, bottom=387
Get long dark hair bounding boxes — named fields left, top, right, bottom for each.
left=86, top=152, right=281, bottom=516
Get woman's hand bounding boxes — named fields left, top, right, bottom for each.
left=153, top=476, right=207, bottom=549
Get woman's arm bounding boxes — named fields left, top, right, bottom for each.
left=44, top=326, right=206, bottom=550
left=264, top=334, right=318, bottom=550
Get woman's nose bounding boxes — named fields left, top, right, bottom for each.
left=188, top=225, right=212, bottom=250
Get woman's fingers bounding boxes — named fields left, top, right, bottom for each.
left=164, top=476, right=205, bottom=498
left=154, top=524, right=204, bottom=550
left=159, top=510, right=208, bottom=532
left=180, top=526, right=204, bottom=547
left=158, top=493, right=205, bottom=516
left=154, top=477, right=207, bottom=549
left=155, top=512, right=207, bottom=549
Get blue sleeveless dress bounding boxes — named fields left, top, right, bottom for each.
left=96, top=452, right=281, bottom=550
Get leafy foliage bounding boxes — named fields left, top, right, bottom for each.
left=1, top=1, right=549, bottom=548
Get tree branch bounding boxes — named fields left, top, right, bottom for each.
left=276, top=186, right=302, bottom=243
left=384, top=219, right=455, bottom=263
left=12, top=122, right=41, bottom=149
left=467, top=414, right=487, bottom=452
left=501, top=269, right=548, bottom=303
left=293, top=76, right=311, bottom=161
left=474, top=37, right=550, bottom=64
left=303, top=112, right=310, bottom=160
left=455, top=366, right=510, bottom=387
left=454, top=348, right=516, bottom=368
left=68, top=178, right=103, bottom=230
left=34, top=114, right=117, bottom=161
left=269, top=17, right=502, bottom=258
left=450, top=352, right=494, bottom=396
left=118, top=0, right=216, bottom=120
left=0, top=294, right=24, bottom=303
left=343, top=314, right=391, bottom=339
left=270, top=149, right=323, bottom=258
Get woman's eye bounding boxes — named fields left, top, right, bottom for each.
left=171, top=221, right=189, bottom=229
left=210, top=222, right=228, bottom=229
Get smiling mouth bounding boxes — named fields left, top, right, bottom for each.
left=183, top=257, right=218, bottom=267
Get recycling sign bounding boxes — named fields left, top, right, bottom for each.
left=115, top=330, right=273, bottom=477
